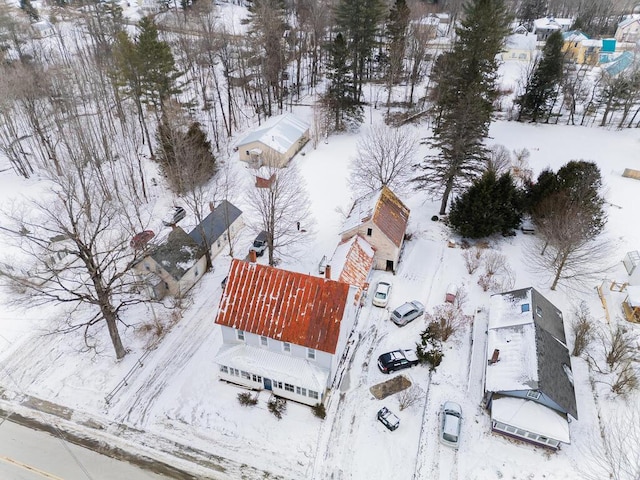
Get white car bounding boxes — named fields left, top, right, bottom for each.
left=372, top=281, right=392, bottom=307
left=440, top=401, right=462, bottom=448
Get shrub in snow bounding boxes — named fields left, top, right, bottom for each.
left=267, top=396, right=287, bottom=419
left=312, top=403, right=326, bottom=419
left=462, top=247, right=483, bottom=274
left=398, top=386, right=422, bottom=411
left=571, top=301, right=595, bottom=357
left=237, top=391, right=258, bottom=406
left=416, top=323, right=444, bottom=371
left=424, top=304, right=464, bottom=342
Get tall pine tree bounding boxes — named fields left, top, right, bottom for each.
left=516, top=30, right=564, bottom=123
left=333, top=0, right=386, bottom=103
left=322, top=33, right=362, bottom=132
left=414, top=0, right=511, bottom=215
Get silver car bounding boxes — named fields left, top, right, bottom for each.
left=390, top=300, right=425, bottom=326
left=440, top=401, right=462, bottom=448
left=372, top=281, right=392, bottom=307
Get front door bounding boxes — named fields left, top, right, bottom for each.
left=263, top=378, right=272, bottom=390
left=386, top=260, right=394, bottom=271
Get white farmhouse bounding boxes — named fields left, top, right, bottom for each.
left=214, top=259, right=359, bottom=406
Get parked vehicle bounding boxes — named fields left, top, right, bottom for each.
left=249, top=231, right=268, bottom=257
left=162, top=206, right=186, bottom=226
left=377, top=406, right=400, bottom=431
left=390, top=300, right=425, bottom=326
left=372, top=281, right=392, bottom=307
left=377, top=349, right=419, bottom=373
left=439, top=401, right=462, bottom=448
left=221, top=276, right=228, bottom=290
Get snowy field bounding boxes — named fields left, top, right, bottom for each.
left=0, top=3, right=639, bottom=479
left=1, top=111, right=639, bottom=479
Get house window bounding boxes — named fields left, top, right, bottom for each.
left=536, top=306, right=543, bottom=317
left=194, top=266, right=199, bottom=277
left=521, top=303, right=530, bottom=313
left=366, top=228, right=372, bottom=236
left=241, top=371, right=251, bottom=380
left=274, top=381, right=283, bottom=389
left=260, top=336, right=268, bottom=347
left=526, top=390, right=541, bottom=399
left=230, top=368, right=239, bottom=376
left=144, top=262, right=150, bottom=271
left=220, top=365, right=228, bottom=373
left=252, top=374, right=262, bottom=382
left=237, top=330, right=245, bottom=341
left=516, top=429, right=526, bottom=437
left=296, top=386, right=307, bottom=396
left=284, top=383, right=294, bottom=392
left=283, top=342, right=291, bottom=353
left=308, top=390, right=319, bottom=399
left=307, top=348, right=316, bottom=360
left=245, top=150, right=250, bottom=155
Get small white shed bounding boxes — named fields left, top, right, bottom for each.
left=623, top=251, right=640, bottom=284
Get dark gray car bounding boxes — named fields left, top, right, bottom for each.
left=390, top=301, right=425, bottom=326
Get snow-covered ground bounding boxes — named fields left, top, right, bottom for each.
left=1, top=4, right=640, bottom=478
left=1, top=112, right=639, bottom=479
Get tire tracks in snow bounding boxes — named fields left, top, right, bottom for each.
left=109, top=295, right=217, bottom=428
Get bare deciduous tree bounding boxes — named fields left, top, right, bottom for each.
left=0, top=166, right=147, bottom=360
left=580, top=406, right=640, bottom=480
left=571, top=300, right=595, bottom=357
left=462, top=246, right=483, bottom=274
left=398, top=385, right=423, bottom=411
left=245, top=162, right=314, bottom=266
left=478, top=251, right=515, bottom=293
left=349, top=122, right=417, bottom=196
left=485, top=144, right=511, bottom=176
left=424, top=303, right=468, bottom=342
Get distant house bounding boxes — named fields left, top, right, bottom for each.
left=188, top=200, right=244, bottom=260
left=623, top=285, right=640, bottom=323
left=134, top=201, right=243, bottom=299
left=562, top=31, right=602, bottom=65
left=339, top=186, right=410, bottom=273
left=134, top=227, right=206, bottom=299
left=32, top=20, right=54, bottom=38
left=615, top=15, right=640, bottom=43
left=502, top=33, right=537, bottom=61
left=214, top=259, right=359, bottom=406
left=484, top=287, right=578, bottom=450
left=327, top=234, right=376, bottom=304
left=237, top=113, right=310, bottom=168
left=533, top=17, right=573, bottom=41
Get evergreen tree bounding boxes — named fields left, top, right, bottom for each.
left=334, top=0, right=386, bottom=102
left=384, top=0, right=410, bottom=111
left=135, top=16, right=182, bottom=112
left=322, top=33, right=362, bottom=132
left=516, top=30, right=564, bottom=123
left=448, top=170, right=523, bottom=238
left=414, top=0, right=511, bottom=215
left=528, top=160, right=606, bottom=237
left=517, top=0, right=547, bottom=31
left=19, top=0, right=39, bottom=21
left=243, top=0, right=288, bottom=115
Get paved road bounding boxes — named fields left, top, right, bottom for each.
left=0, top=419, right=169, bottom=480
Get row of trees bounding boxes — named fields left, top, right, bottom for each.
left=447, top=157, right=608, bottom=291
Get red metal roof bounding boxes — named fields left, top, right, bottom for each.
left=215, top=259, right=351, bottom=353
left=373, top=186, right=410, bottom=247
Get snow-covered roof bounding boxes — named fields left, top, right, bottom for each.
left=150, top=227, right=204, bottom=280
left=626, top=285, right=640, bottom=307
left=534, top=17, right=573, bottom=30
left=486, top=288, right=578, bottom=419
left=340, top=187, right=410, bottom=248
left=618, top=15, right=640, bottom=29
left=491, top=397, right=570, bottom=443
left=582, top=39, right=602, bottom=47
left=486, top=290, right=539, bottom=392
left=505, top=33, right=536, bottom=50
left=215, top=344, right=329, bottom=392
left=563, top=30, right=589, bottom=42
left=237, top=113, right=310, bottom=154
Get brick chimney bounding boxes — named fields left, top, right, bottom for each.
left=324, top=265, right=331, bottom=280
left=488, top=349, right=500, bottom=365
left=249, top=249, right=257, bottom=263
